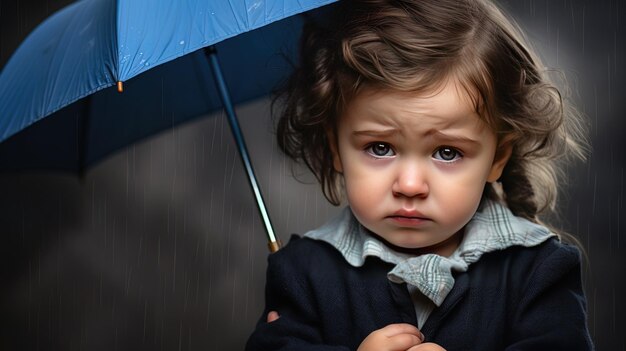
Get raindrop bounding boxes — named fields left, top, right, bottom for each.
left=179, top=40, right=185, bottom=45
left=247, top=1, right=262, bottom=12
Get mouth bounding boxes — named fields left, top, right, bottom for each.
left=386, top=209, right=431, bottom=226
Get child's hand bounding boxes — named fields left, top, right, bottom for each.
left=406, top=342, right=447, bottom=351
left=357, top=323, right=425, bottom=351
left=266, top=311, right=280, bottom=323
left=266, top=313, right=445, bottom=350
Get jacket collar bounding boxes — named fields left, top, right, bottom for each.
left=304, top=199, right=555, bottom=306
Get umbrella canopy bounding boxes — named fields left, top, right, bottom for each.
left=0, top=0, right=338, bottom=170
left=0, top=0, right=339, bottom=251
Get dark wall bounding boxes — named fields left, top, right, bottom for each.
left=504, top=2, right=626, bottom=349
left=1, top=0, right=623, bottom=350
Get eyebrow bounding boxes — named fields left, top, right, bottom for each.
left=352, top=129, right=399, bottom=137
left=352, top=129, right=480, bottom=145
left=427, top=130, right=480, bottom=145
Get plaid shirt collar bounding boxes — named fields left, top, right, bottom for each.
left=304, top=199, right=555, bottom=306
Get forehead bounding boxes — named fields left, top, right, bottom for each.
left=341, top=80, right=488, bottom=133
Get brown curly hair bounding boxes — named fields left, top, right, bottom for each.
left=276, top=0, right=588, bottom=225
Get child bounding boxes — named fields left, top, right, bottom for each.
left=247, top=0, right=594, bottom=349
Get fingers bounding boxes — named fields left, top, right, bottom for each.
left=386, top=333, right=423, bottom=351
left=266, top=311, right=280, bottom=323
left=378, top=324, right=425, bottom=351
left=357, top=323, right=425, bottom=351
left=378, top=323, right=424, bottom=341
left=407, top=342, right=447, bottom=351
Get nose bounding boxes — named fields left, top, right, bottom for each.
left=391, top=161, right=429, bottom=198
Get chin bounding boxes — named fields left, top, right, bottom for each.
left=378, top=235, right=431, bottom=254
left=390, top=239, right=423, bottom=249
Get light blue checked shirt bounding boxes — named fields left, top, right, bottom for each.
left=303, top=199, right=556, bottom=328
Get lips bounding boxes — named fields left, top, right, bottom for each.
left=390, top=209, right=429, bottom=219
left=386, top=209, right=431, bottom=226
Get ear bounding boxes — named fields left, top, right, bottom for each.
left=487, top=142, right=513, bottom=182
left=326, top=128, right=343, bottom=173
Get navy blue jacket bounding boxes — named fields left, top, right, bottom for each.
left=246, top=235, right=593, bottom=350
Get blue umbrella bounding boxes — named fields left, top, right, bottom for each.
left=0, top=0, right=339, bottom=252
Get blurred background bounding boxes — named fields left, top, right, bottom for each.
left=0, top=0, right=623, bottom=350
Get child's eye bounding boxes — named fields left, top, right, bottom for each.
left=366, top=142, right=395, bottom=157
left=433, top=147, right=462, bottom=162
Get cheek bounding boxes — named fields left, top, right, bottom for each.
left=432, top=164, right=490, bottom=215
left=342, top=164, right=390, bottom=214
left=344, top=185, right=376, bottom=225
left=447, top=155, right=495, bottom=185
left=344, top=172, right=381, bottom=204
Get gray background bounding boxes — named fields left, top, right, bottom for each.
left=1, top=0, right=623, bottom=350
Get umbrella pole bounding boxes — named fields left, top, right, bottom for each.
left=204, top=46, right=281, bottom=253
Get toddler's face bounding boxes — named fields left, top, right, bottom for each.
left=332, top=80, right=510, bottom=256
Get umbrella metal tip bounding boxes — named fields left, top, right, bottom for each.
left=117, top=81, right=124, bottom=93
